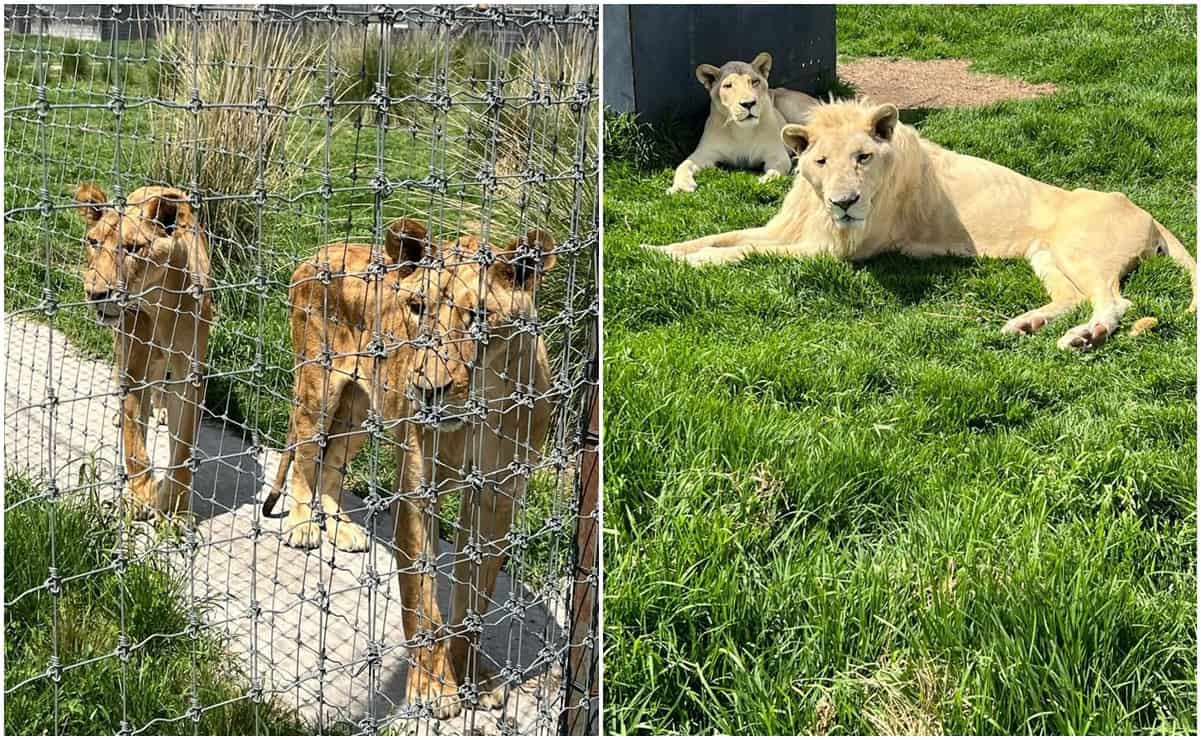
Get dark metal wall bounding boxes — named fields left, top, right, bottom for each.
left=604, top=4, right=836, bottom=123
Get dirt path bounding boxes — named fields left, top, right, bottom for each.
left=3, top=315, right=567, bottom=735
left=838, top=57, right=1057, bottom=109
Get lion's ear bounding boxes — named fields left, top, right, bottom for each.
left=142, top=189, right=195, bottom=236
left=696, top=64, right=720, bottom=90
left=492, top=228, right=556, bottom=289
left=74, top=183, right=107, bottom=225
left=781, top=124, right=812, bottom=155
left=385, top=217, right=430, bottom=276
left=751, top=52, right=772, bottom=80
left=869, top=104, right=899, bottom=141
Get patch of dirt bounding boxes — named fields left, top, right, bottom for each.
left=838, top=57, right=1057, bottom=109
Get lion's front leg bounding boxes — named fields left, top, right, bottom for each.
left=394, top=494, right=462, bottom=719
left=645, top=226, right=778, bottom=259
left=120, top=387, right=156, bottom=519
left=758, top=150, right=793, bottom=184
left=447, top=484, right=520, bottom=710
left=667, top=149, right=717, bottom=195
left=158, top=359, right=202, bottom=516
left=681, top=239, right=830, bottom=267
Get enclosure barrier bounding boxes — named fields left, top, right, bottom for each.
left=4, top=4, right=599, bottom=735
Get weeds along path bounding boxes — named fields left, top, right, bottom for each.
left=4, top=315, right=567, bottom=735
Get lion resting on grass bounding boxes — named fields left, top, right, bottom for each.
left=74, top=184, right=212, bottom=516
left=264, top=218, right=556, bottom=719
left=651, top=100, right=1197, bottom=350
left=669, top=52, right=817, bottom=194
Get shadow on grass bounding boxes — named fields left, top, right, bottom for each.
left=856, top=253, right=978, bottom=305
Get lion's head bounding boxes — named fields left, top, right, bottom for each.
left=696, top=52, right=775, bottom=128
left=73, top=184, right=209, bottom=326
left=781, top=102, right=901, bottom=229
left=387, top=219, right=556, bottom=432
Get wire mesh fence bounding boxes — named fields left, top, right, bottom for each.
left=4, top=3, right=599, bottom=735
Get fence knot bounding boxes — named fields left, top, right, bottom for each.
left=116, top=633, right=130, bottom=661
left=45, top=568, right=60, bottom=596
left=40, top=288, right=58, bottom=317
left=464, top=541, right=483, bottom=565
left=47, top=655, right=62, bottom=683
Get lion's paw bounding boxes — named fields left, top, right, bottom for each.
left=1002, top=311, right=1050, bottom=336
left=282, top=510, right=324, bottom=549
left=759, top=169, right=783, bottom=184
left=685, top=246, right=746, bottom=267
left=326, top=518, right=370, bottom=553
left=406, top=665, right=462, bottom=720
left=125, top=476, right=158, bottom=520
left=1057, top=321, right=1114, bottom=351
left=667, top=176, right=697, bottom=195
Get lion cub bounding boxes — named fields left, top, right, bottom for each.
left=669, top=52, right=817, bottom=194
left=74, top=184, right=212, bottom=516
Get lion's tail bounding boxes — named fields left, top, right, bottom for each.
left=261, top=432, right=294, bottom=518
left=1154, top=219, right=1197, bottom=313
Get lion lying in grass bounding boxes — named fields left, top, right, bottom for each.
left=74, top=184, right=212, bottom=516
left=669, top=52, right=817, bottom=194
left=264, top=218, right=557, bottom=719
left=650, top=100, right=1196, bottom=350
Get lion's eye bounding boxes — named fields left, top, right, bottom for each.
left=857, top=152, right=874, bottom=164
left=722, top=82, right=732, bottom=89
left=408, top=297, right=425, bottom=317
left=751, top=79, right=760, bottom=87
left=815, top=157, right=828, bottom=166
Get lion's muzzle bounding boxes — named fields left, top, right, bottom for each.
left=86, top=288, right=123, bottom=325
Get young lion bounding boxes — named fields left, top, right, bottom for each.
left=74, top=184, right=212, bottom=516
left=650, top=100, right=1197, bottom=351
left=669, top=52, right=817, bottom=194
left=266, top=218, right=557, bottom=719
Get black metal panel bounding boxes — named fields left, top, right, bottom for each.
left=605, top=4, right=836, bottom=123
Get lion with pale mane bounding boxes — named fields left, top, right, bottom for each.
left=264, top=217, right=557, bottom=719
left=74, top=184, right=212, bottom=516
left=651, top=100, right=1197, bottom=350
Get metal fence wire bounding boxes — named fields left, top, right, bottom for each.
left=3, top=3, right=599, bottom=735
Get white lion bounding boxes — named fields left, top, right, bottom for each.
left=669, top=52, right=817, bottom=194
left=650, top=100, right=1196, bottom=351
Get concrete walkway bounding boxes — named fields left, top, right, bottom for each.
left=4, top=315, right=568, bottom=735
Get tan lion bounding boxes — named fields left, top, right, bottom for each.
left=669, top=52, right=817, bottom=194
left=263, top=218, right=557, bottom=719
left=651, top=100, right=1197, bottom=350
left=74, top=184, right=212, bottom=515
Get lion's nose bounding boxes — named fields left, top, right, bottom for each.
left=419, top=380, right=455, bottom=408
left=830, top=194, right=860, bottom=211
left=740, top=100, right=756, bottom=111
left=87, top=288, right=112, bottom=303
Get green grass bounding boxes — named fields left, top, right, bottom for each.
left=4, top=477, right=308, bottom=734
left=603, top=5, right=1196, bottom=735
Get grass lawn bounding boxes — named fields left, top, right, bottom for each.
left=603, top=5, right=1197, bottom=734
left=4, top=477, right=308, bottom=734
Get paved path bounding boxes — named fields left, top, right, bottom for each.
left=4, top=315, right=567, bottom=735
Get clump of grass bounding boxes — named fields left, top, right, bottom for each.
left=148, top=21, right=329, bottom=272
left=4, top=476, right=307, bottom=734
